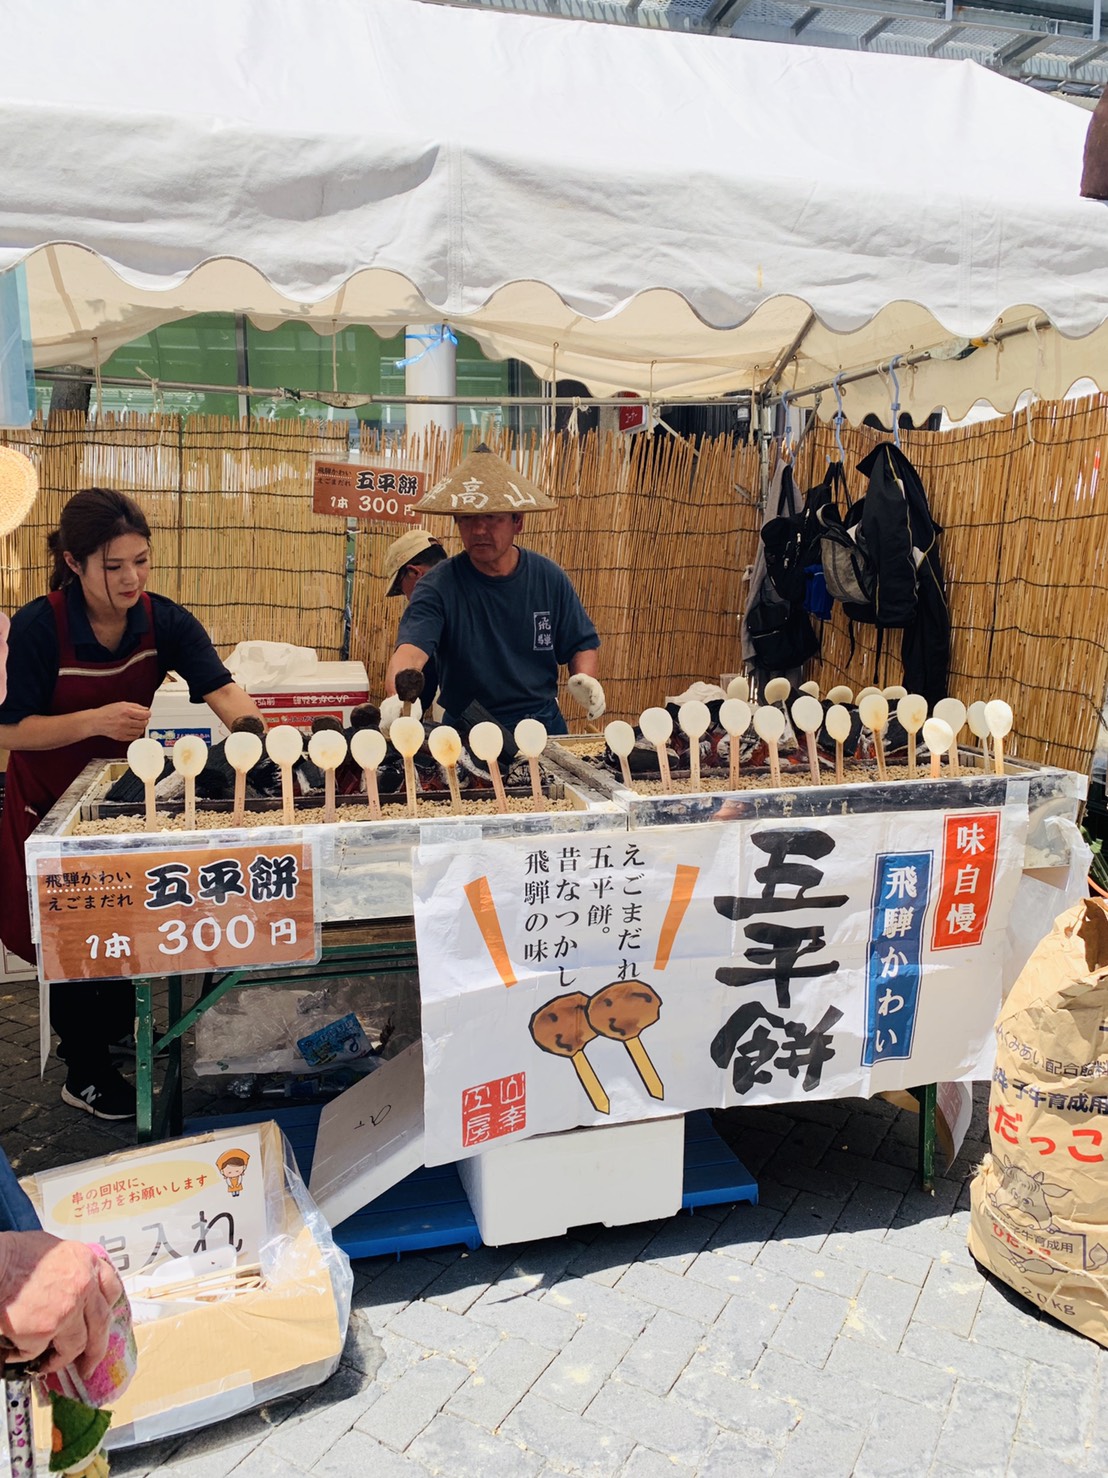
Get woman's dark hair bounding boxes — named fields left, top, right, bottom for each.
left=48, top=487, right=151, bottom=591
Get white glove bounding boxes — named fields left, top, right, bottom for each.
left=379, top=693, right=403, bottom=737
left=568, top=673, right=606, bottom=721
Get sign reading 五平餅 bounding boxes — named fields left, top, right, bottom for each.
left=33, top=843, right=319, bottom=983
left=414, top=806, right=1028, bottom=1166
left=312, top=460, right=427, bottom=522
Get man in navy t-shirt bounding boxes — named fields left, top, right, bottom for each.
left=384, top=449, right=600, bottom=735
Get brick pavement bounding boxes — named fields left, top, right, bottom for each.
left=1, top=983, right=1104, bottom=1477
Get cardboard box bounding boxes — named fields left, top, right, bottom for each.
left=458, top=1114, right=684, bottom=1245
left=24, top=1121, right=349, bottom=1446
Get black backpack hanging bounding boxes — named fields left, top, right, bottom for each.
left=749, top=464, right=822, bottom=674
left=760, top=465, right=813, bottom=607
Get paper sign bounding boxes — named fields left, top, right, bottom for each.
left=312, top=459, right=426, bottom=521
left=34, top=1127, right=266, bottom=1276
left=414, top=806, right=1029, bottom=1166
left=34, top=843, right=319, bottom=983
left=309, top=1043, right=425, bottom=1229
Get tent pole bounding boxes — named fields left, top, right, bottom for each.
left=762, top=314, right=1049, bottom=410
left=35, top=369, right=754, bottom=411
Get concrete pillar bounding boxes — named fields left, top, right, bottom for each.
left=403, top=324, right=456, bottom=443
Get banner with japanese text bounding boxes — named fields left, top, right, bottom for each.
left=414, top=805, right=1028, bottom=1165
left=33, top=843, right=319, bottom=983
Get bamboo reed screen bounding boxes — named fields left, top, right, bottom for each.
left=3, top=405, right=1108, bottom=776
left=792, top=401, right=1108, bottom=775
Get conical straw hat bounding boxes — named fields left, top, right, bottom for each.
left=0, top=447, right=37, bottom=537
left=414, top=445, right=555, bottom=514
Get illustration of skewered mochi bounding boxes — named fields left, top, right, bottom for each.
left=585, top=981, right=664, bottom=1099
left=529, top=992, right=610, bottom=1114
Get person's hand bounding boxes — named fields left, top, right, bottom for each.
left=568, top=674, right=606, bottom=721
left=379, top=694, right=403, bottom=737
left=95, top=702, right=151, bottom=742
left=0, top=1232, right=124, bottom=1379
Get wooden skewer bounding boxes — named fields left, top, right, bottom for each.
left=678, top=700, right=710, bottom=792
left=896, top=695, right=928, bottom=781
left=389, top=716, right=425, bottom=818
left=266, top=725, right=303, bottom=827
left=514, top=719, right=549, bottom=813
left=350, top=728, right=386, bottom=819
left=639, top=707, right=673, bottom=790
left=127, top=738, right=164, bottom=834
left=752, top=706, right=785, bottom=788
left=428, top=726, right=464, bottom=815
left=985, top=699, right=1013, bottom=777
left=308, top=729, right=347, bottom=824
left=790, top=695, right=823, bottom=785
left=225, top=731, right=263, bottom=828
left=172, top=735, right=208, bottom=831
left=824, top=704, right=852, bottom=784
left=719, top=698, right=751, bottom=792
left=604, top=720, right=638, bottom=792
left=858, top=694, right=889, bottom=782
left=922, top=718, right=954, bottom=781
left=932, top=698, right=966, bottom=777
left=468, top=721, right=509, bottom=814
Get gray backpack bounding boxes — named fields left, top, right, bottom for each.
left=816, top=500, right=875, bottom=612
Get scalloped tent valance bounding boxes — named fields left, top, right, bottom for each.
left=1, top=0, right=1105, bottom=423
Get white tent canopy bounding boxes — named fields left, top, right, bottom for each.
left=1, top=0, right=1106, bottom=422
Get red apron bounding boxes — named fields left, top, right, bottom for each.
left=0, top=591, right=159, bottom=962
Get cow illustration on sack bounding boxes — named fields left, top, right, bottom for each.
left=988, top=1156, right=1068, bottom=1232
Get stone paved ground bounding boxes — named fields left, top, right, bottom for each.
left=1, top=981, right=1104, bottom=1477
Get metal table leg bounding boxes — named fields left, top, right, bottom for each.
left=134, top=977, right=156, bottom=1144
left=913, top=1082, right=937, bottom=1192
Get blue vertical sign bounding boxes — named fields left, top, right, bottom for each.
left=0, top=265, right=35, bottom=428
left=862, top=850, right=932, bottom=1066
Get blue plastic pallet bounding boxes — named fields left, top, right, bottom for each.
left=185, top=1105, right=757, bottom=1259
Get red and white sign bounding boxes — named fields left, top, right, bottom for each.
left=312, top=460, right=427, bottom=522
left=931, top=811, right=1001, bottom=950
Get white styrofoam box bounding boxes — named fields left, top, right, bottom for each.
left=247, top=660, right=370, bottom=735
left=457, top=1114, right=684, bottom=1245
left=0, top=941, right=35, bottom=982
left=146, top=661, right=371, bottom=747
left=146, top=677, right=230, bottom=750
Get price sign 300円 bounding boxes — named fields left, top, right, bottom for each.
left=33, top=843, right=319, bottom=983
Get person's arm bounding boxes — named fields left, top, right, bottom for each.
left=568, top=647, right=599, bottom=679
left=384, top=643, right=430, bottom=696
left=0, top=1230, right=124, bottom=1378
left=0, top=704, right=150, bottom=752
left=203, top=681, right=264, bottom=730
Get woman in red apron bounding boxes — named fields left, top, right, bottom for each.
left=0, top=489, right=260, bottom=1119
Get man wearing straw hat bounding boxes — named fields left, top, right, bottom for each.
left=385, top=447, right=603, bottom=734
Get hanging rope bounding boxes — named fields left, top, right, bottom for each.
left=888, top=356, right=903, bottom=448
left=92, top=337, right=103, bottom=422
left=832, top=374, right=847, bottom=464
left=394, top=323, right=458, bottom=370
